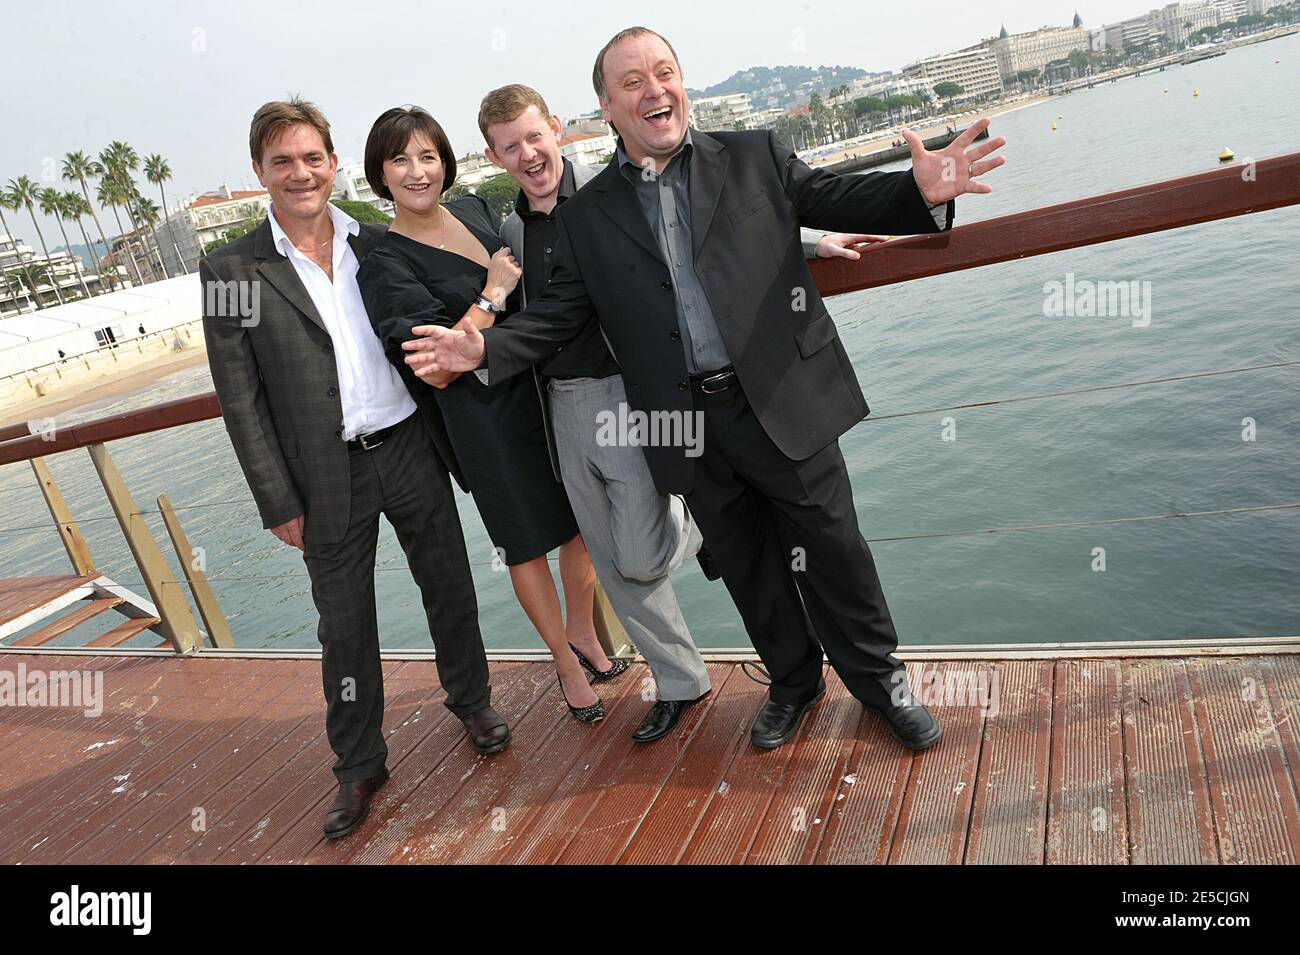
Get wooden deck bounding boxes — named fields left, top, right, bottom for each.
left=1, top=651, right=1297, bottom=864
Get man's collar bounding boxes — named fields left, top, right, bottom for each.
left=514, top=157, right=578, bottom=217
left=616, top=128, right=694, bottom=177
left=268, top=200, right=358, bottom=258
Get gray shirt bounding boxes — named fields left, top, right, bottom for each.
left=618, top=131, right=731, bottom=375
left=618, top=130, right=951, bottom=376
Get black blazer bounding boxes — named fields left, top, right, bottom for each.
left=481, top=129, right=954, bottom=494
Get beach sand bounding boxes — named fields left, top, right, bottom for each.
left=1, top=346, right=213, bottom=429
left=808, top=92, right=1055, bottom=167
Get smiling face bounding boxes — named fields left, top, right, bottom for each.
left=252, top=123, right=337, bottom=224
left=380, top=132, right=445, bottom=216
left=485, top=105, right=565, bottom=206
left=598, top=32, right=688, bottom=170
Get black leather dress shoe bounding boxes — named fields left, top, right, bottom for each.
left=695, top=543, right=722, bottom=581
left=462, top=706, right=511, bottom=754
left=632, top=692, right=708, bottom=743
left=323, top=768, right=389, bottom=839
left=750, top=680, right=826, bottom=749
left=869, top=689, right=942, bottom=751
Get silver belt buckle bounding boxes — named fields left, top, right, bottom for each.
left=357, top=430, right=383, bottom=451
left=700, top=370, right=734, bottom=394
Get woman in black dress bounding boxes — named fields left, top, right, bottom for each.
left=357, top=107, right=619, bottom=720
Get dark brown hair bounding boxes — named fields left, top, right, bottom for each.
left=363, top=106, right=457, bottom=201
left=592, top=26, right=682, bottom=101
left=249, top=96, right=333, bottom=164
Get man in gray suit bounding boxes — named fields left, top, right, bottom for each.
left=200, top=97, right=508, bottom=840
left=476, top=84, right=886, bottom=742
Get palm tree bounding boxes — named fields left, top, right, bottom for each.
left=135, top=196, right=168, bottom=278
left=61, top=191, right=100, bottom=291
left=6, top=176, right=64, bottom=305
left=0, top=189, right=31, bottom=312
left=40, top=187, right=92, bottom=299
left=11, top=262, right=51, bottom=304
left=96, top=174, right=145, bottom=285
left=97, top=261, right=122, bottom=290
left=100, top=142, right=156, bottom=282
left=61, top=151, right=112, bottom=268
left=144, top=153, right=184, bottom=275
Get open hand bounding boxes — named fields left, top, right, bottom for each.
left=402, top=319, right=486, bottom=381
left=814, top=233, right=892, bottom=260
left=904, top=117, right=1007, bottom=206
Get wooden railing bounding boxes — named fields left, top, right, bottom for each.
left=2, top=151, right=1298, bottom=652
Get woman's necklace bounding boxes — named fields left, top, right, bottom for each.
left=432, top=204, right=447, bottom=249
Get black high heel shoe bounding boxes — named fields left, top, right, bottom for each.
left=569, top=644, right=629, bottom=683
left=562, top=684, right=605, bottom=723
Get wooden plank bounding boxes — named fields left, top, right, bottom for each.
left=336, top=661, right=557, bottom=865
left=965, top=660, right=1053, bottom=865
left=29, top=457, right=95, bottom=575
left=0, top=575, right=96, bottom=638
left=388, top=681, right=572, bottom=865
left=439, top=665, right=647, bottom=864
left=1190, top=658, right=1300, bottom=863
left=19, top=663, right=291, bottom=864
left=71, top=661, right=322, bottom=864
left=87, top=442, right=201, bottom=652
left=618, top=666, right=768, bottom=864
left=9, top=597, right=124, bottom=648
left=482, top=665, right=663, bottom=864
left=887, top=662, right=987, bottom=864
left=1046, top=660, right=1129, bottom=864
left=742, top=671, right=867, bottom=864
left=84, top=616, right=159, bottom=649
left=0, top=657, right=280, bottom=860
left=157, top=493, right=234, bottom=648
left=1121, top=660, right=1218, bottom=864
left=554, top=663, right=733, bottom=865
left=0, top=654, right=151, bottom=763
left=681, top=666, right=831, bottom=865
left=173, top=663, right=433, bottom=863
left=808, top=150, right=1300, bottom=298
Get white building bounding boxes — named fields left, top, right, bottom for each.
left=690, top=93, right=756, bottom=132
left=1147, top=1, right=1222, bottom=45
left=332, top=162, right=393, bottom=214
left=902, top=47, right=1003, bottom=100
left=186, top=186, right=271, bottom=250
left=560, top=131, right=616, bottom=165
left=0, top=231, right=106, bottom=316
left=987, top=19, right=1092, bottom=82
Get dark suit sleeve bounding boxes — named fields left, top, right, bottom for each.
left=480, top=210, right=597, bottom=384
left=199, top=255, right=303, bottom=530
left=357, top=247, right=455, bottom=379
left=768, top=130, right=955, bottom=236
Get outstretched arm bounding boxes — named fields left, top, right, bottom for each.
left=403, top=211, right=596, bottom=385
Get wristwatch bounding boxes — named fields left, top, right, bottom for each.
left=473, top=293, right=503, bottom=314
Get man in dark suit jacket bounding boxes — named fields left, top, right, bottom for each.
left=407, top=29, right=1007, bottom=751
left=201, top=98, right=509, bottom=840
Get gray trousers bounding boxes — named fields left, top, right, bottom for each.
left=547, top=374, right=711, bottom=701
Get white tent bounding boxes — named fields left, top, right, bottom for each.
left=0, top=274, right=200, bottom=378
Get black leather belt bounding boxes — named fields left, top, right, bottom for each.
left=690, top=366, right=738, bottom=395
left=346, top=419, right=403, bottom=452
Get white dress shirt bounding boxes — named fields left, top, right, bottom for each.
left=268, top=202, right=416, bottom=440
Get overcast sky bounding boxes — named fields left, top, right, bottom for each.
left=3, top=0, right=1143, bottom=242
